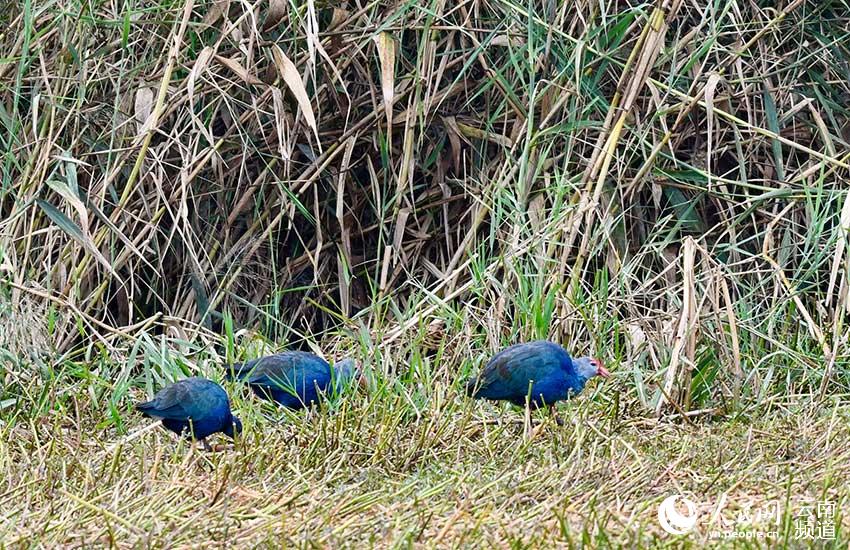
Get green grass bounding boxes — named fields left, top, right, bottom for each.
left=0, top=338, right=848, bottom=546
left=3, top=0, right=850, bottom=546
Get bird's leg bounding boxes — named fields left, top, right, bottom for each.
left=523, top=403, right=533, bottom=439
left=550, top=404, right=565, bottom=427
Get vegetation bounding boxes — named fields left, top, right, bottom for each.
left=1, top=0, right=849, bottom=545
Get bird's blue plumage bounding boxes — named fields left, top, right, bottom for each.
left=465, top=341, right=590, bottom=407
left=226, top=351, right=357, bottom=409
left=135, top=377, right=241, bottom=440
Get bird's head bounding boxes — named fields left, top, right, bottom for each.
left=575, top=357, right=610, bottom=380
left=334, top=358, right=367, bottom=389
left=223, top=417, right=243, bottom=439
left=334, top=358, right=357, bottom=378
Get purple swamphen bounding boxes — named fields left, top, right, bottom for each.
left=465, top=341, right=609, bottom=417
left=135, top=377, right=242, bottom=450
left=226, top=351, right=360, bottom=409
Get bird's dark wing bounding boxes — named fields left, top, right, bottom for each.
left=467, top=341, right=566, bottom=398
left=136, top=381, right=192, bottom=419
left=228, top=352, right=330, bottom=389
left=136, top=378, right=223, bottom=420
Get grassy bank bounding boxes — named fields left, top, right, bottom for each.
left=1, top=348, right=849, bottom=546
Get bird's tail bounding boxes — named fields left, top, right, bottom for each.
left=134, top=400, right=156, bottom=418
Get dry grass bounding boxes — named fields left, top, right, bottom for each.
left=3, top=0, right=850, bottom=546
left=1, top=373, right=848, bottom=546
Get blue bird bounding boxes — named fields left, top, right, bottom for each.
left=135, top=377, right=242, bottom=450
left=226, top=351, right=359, bottom=409
left=465, top=341, right=609, bottom=413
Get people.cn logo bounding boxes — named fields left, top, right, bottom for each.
left=657, top=495, right=698, bottom=535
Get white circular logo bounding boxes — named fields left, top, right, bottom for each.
left=658, top=495, right=698, bottom=535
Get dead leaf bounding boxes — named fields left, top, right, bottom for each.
left=215, top=54, right=263, bottom=86
left=270, top=87, right=290, bottom=160
left=490, top=35, right=524, bottom=47
left=134, top=87, right=154, bottom=135
left=46, top=179, right=89, bottom=235
left=203, top=0, right=230, bottom=26
left=270, top=45, right=319, bottom=144
left=704, top=73, right=722, bottom=179
left=188, top=47, right=214, bottom=104
left=626, top=323, right=648, bottom=351
left=330, top=8, right=350, bottom=29
left=528, top=193, right=545, bottom=233
left=393, top=208, right=409, bottom=253
left=374, top=32, right=395, bottom=128
left=455, top=121, right=512, bottom=147
left=264, top=0, right=286, bottom=30
left=188, top=49, right=216, bottom=145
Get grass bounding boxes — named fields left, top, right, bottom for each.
left=3, top=0, right=850, bottom=546
left=1, top=340, right=849, bottom=546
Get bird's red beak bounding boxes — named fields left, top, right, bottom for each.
left=596, top=362, right=610, bottom=378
